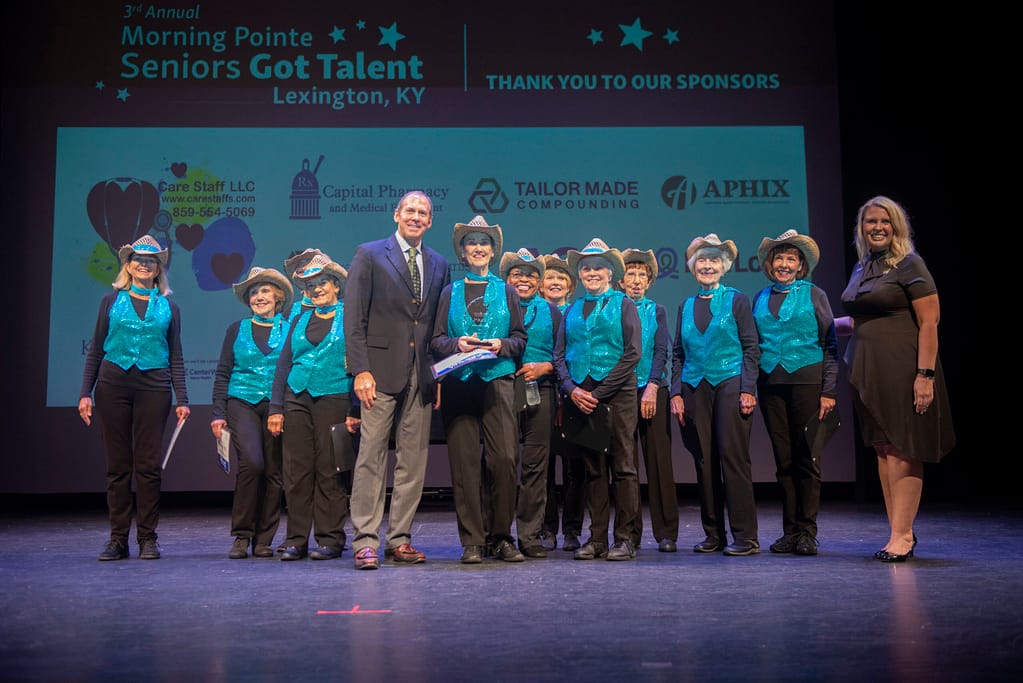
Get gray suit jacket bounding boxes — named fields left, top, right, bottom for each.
left=344, top=234, right=450, bottom=402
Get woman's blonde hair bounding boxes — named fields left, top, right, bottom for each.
left=853, top=195, right=916, bottom=268
left=112, top=257, right=173, bottom=296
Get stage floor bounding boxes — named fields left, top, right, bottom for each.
left=2, top=498, right=1021, bottom=682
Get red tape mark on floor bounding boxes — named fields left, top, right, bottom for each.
left=317, top=604, right=392, bottom=615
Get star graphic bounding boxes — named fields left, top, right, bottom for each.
left=357, top=20, right=366, bottom=30
left=116, top=88, right=130, bottom=102
left=619, top=17, right=652, bottom=51
left=587, top=29, right=603, bottom=45
left=378, top=22, right=405, bottom=51
left=329, top=25, right=346, bottom=43
left=664, top=28, right=679, bottom=45
left=95, top=80, right=105, bottom=90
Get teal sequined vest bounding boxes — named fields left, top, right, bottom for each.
left=103, top=290, right=171, bottom=371
left=228, top=317, right=289, bottom=404
left=680, top=287, right=742, bottom=387
left=521, top=297, right=555, bottom=364
left=632, top=297, right=662, bottom=388
left=447, top=276, right=515, bottom=381
left=753, top=281, right=822, bottom=373
left=286, top=306, right=352, bottom=396
left=564, top=290, right=625, bottom=384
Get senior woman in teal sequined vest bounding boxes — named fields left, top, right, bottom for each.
left=669, top=234, right=761, bottom=557
left=268, top=254, right=356, bottom=561
left=753, top=231, right=838, bottom=557
left=554, top=238, right=643, bottom=562
left=211, top=267, right=294, bottom=560
left=430, top=216, right=527, bottom=564
left=500, top=248, right=563, bottom=559
left=79, top=235, right=190, bottom=562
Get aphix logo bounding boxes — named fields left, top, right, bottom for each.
left=661, top=174, right=792, bottom=210
left=661, top=176, right=699, bottom=210
left=468, top=178, right=510, bottom=214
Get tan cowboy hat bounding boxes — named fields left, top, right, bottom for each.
left=283, top=248, right=325, bottom=279
left=567, top=238, right=626, bottom=284
left=232, top=266, right=294, bottom=313
left=622, top=248, right=659, bottom=281
left=452, top=215, right=503, bottom=266
left=685, top=233, right=739, bottom=262
left=541, top=254, right=577, bottom=290
left=118, top=235, right=168, bottom=266
left=294, top=253, right=348, bottom=287
left=756, top=229, right=820, bottom=275
left=499, top=248, right=545, bottom=280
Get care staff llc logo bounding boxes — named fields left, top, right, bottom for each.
left=290, top=155, right=325, bottom=220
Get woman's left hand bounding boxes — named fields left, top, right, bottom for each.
left=913, top=375, right=934, bottom=415
left=346, top=416, right=361, bottom=434
left=176, top=405, right=191, bottom=425
left=739, top=392, right=757, bottom=416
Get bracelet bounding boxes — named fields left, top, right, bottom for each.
left=916, top=368, right=935, bottom=378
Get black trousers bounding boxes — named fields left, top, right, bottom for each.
left=678, top=376, right=757, bottom=544
left=516, top=382, right=554, bottom=546
left=542, top=407, right=586, bottom=538
left=227, top=398, right=283, bottom=548
left=94, top=376, right=171, bottom=543
left=633, top=385, right=678, bottom=545
left=758, top=380, right=822, bottom=538
left=442, top=375, right=518, bottom=547
left=281, top=390, right=350, bottom=551
left=579, top=384, right=640, bottom=546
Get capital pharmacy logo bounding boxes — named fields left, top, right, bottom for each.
left=290, top=155, right=324, bottom=220
left=468, top=178, right=510, bottom=214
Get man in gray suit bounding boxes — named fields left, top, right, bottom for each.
left=345, top=190, right=451, bottom=570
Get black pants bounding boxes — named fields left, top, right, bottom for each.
left=634, top=385, right=678, bottom=545
left=758, top=381, right=822, bottom=539
left=678, top=377, right=757, bottom=544
left=579, top=383, right=640, bottom=546
left=543, top=415, right=586, bottom=538
left=516, top=382, right=554, bottom=546
left=442, top=375, right=518, bottom=547
left=94, top=377, right=171, bottom=543
left=227, top=398, right=283, bottom=548
left=281, top=390, right=350, bottom=551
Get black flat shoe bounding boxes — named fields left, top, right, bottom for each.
left=875, top=533, right=918, bottom=560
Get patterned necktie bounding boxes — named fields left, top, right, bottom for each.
left=408, top=246, right=421, bottom=298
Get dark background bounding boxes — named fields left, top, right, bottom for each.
left=835, top=5, right=972, bottom=503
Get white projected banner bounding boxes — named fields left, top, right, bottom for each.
left=49, top=126, right=808, bottom=406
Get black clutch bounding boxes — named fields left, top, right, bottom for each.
left=330, top=423, right=358, bottom=472
left=559, top=401, right=612, bottom=453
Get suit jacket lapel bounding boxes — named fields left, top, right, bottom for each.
left=386, top=236, right=415, bottom=295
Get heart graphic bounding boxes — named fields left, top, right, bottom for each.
left=175, top=223, right=204, bottom=251
left=86, top=178, right=160, bottom=251
left=171, top=162, right=187, bottom=178
left=211, top=252, right=245, bottom=286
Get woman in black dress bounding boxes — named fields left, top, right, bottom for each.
left=835, top=196, right=955, bottom=562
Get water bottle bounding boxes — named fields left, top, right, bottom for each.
left=525, top=379, right=541, bottom=407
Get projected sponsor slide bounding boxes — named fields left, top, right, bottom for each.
left=49, top=125, right=806, bottom=406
